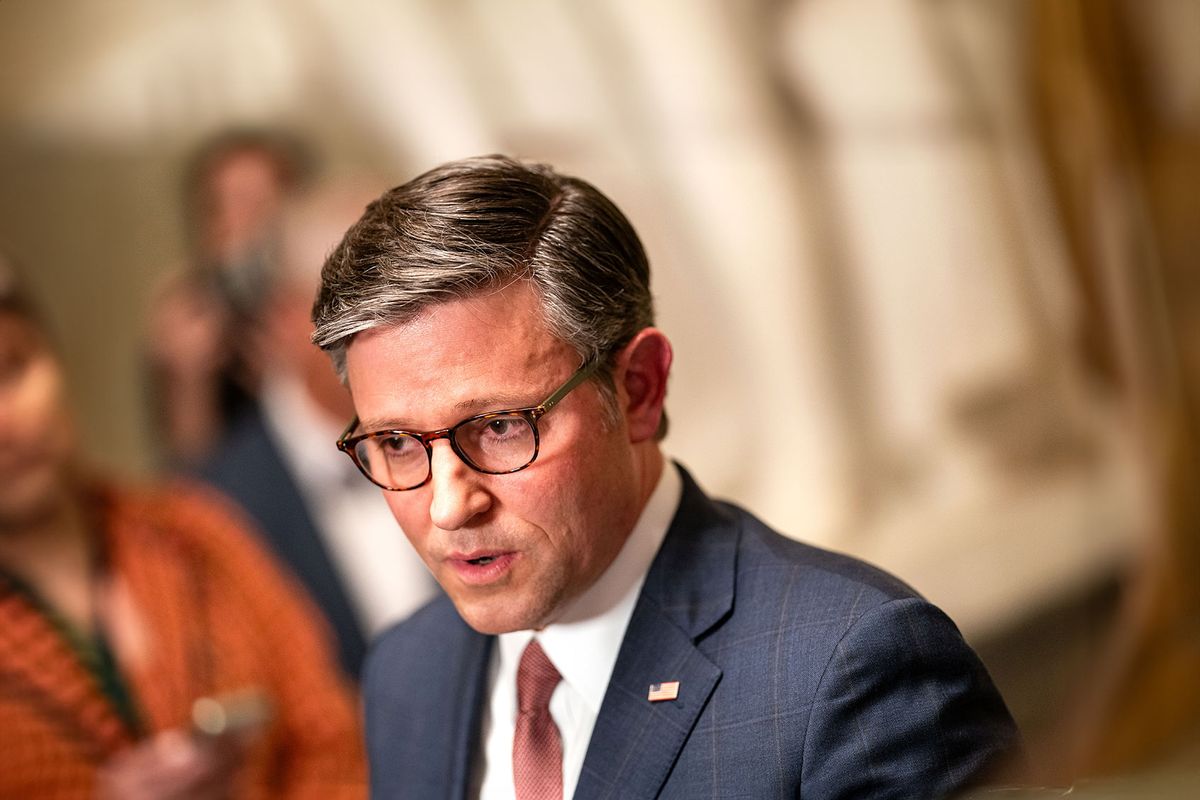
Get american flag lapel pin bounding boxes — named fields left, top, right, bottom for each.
left=647, top=681, right=680, bottom=702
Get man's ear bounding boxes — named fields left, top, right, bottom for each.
left=616, top=328, right=673, bottom=443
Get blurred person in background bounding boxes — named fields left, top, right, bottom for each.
left=147, top=129, right=315, bottom=466
left=0, top=249, right=365, bottom=797
left=199, top=183, right=436, bottom=680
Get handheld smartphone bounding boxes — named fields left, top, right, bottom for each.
left=190, top=688, right=273, bottom=741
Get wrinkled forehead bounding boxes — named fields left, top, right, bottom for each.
left=344, top=283, right=579, bottom=426
left=353, top=289, right=564, bottom=373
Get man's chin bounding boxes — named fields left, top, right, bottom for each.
left=451, top=596, right=552, bottom=636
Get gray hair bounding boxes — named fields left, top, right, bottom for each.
left=311, top=155, right=656, bottom=415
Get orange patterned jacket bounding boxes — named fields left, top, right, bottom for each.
left=0, top=480, right=367, bottom=798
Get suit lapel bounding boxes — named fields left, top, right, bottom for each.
left=448, top=631, right=494, bottom=799
left=574, top=604, right=721, bottom=800
left=575, top=466, right=738, bottom=800
left=371, top=609, right=492, bottom=798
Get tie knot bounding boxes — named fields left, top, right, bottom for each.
left=516, top=640, right=561, bottom=714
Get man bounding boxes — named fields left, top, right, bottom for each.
left=148, top=128, right=315, bottom=465
left=311, top=155, right=1022, bottom=799
left=200, top=184, right=435, bottom=679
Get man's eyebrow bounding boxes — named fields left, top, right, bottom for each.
left=451, top=391, right=534, bottom=412
left=356, top=417, right=412, bottom=433
left=358, top=392, right=541, bottom=432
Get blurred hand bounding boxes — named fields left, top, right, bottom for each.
left=95, top=729, right=251, bottom=800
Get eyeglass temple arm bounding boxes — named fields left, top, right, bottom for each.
left=337, top=416, right=360, bottom=448
left=539, top=358, right=601, bottom=413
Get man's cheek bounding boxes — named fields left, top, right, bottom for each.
left=384, top=495, right=421, bottom=532
left=401, top=528, right=431, bottom=559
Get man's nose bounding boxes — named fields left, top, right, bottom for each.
left=427, top=440, right=492, bottom=530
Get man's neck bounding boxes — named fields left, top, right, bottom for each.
left=543, top=452, right=677, bottom=630
left=631, top=443, right=665, bottom=519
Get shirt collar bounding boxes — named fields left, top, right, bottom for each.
left=497, top=461, right=683, bottom=714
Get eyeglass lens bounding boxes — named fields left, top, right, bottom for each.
left=354, top=413, right=538, bottom=490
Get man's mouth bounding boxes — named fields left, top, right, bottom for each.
left=447, top=551, right=518, bottom=585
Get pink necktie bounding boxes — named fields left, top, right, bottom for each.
left=513, top=639, right=563, bottom=800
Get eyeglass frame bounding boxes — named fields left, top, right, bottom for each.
left=336, top=357, right=602, bottom=491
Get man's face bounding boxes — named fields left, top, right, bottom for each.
left=200, top=149, right=285, bottom=261
left=344, top=282, right=643, bottom=634
left=0, top=313, right=74, bottom=529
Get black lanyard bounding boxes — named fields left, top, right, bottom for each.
left=0, top=558, right=146, bottom=742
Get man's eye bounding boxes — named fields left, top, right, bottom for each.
left=483, top=418, right=522, bottom=439
left=380, top=435, right=420, bottom=457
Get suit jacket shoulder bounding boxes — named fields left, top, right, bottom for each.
left=364, top=596, right=492, bottom=799
left=580, top=467, right=1021, bottom=799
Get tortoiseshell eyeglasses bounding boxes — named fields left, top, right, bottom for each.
left=336, top=359, right=600, bottom=491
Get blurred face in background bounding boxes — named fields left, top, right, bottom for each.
left=198, top=148, right=286, bottom=263
left=0, top=312, right=75, bottom=529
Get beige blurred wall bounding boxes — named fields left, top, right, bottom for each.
left=0, top=0, right=1149, bottom=642
left=0, top=143, right=179, bottom=475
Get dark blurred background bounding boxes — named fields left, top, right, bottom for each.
left=1, top=0, right=1197, bottom=791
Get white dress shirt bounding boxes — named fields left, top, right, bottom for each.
left=476, top=462, right=683, bottom=800
left=260, top=372, right=435, bottom=637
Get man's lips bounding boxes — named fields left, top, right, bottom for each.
left=450, top=550, right=507, bottom=565
left=444, top=550, right=518, bottom=585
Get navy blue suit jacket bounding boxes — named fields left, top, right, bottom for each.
left=364, top=466, right=1020, bottom=798
left=199, top=408, right=368, bottom=678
